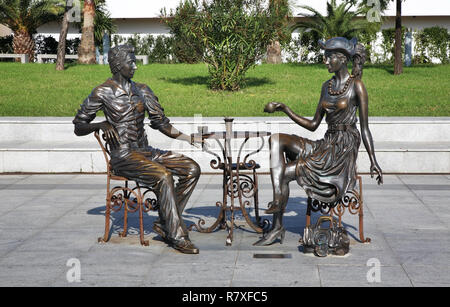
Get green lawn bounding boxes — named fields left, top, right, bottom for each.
left=0, top=62, right=449, bottom=117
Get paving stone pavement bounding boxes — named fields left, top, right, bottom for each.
left=0, top=174, right=449, bottom=287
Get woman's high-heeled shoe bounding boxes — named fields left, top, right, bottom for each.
left=253, top=227, right=285, bottom=246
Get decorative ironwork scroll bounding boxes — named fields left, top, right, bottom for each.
left=306, top=176, right=370, bottom=243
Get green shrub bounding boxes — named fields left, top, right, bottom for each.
left=414, top=26, right=449, bottom=64
left=162, top=0, right=204, bottom=64
left=66, top=38, right=81, bottom=55
left=35, top=35, right=59, bottom=55
left=164, top=0, right=280, bottom=91
left=150, top=35, right=174, bottom=64
left=0, top=35, right=13, bottom=53
left=381, top=27, right=406, bottom=64
left=356, top=27, right=379, bottom=64
left=285, top=31, right=322, bottom=63
left=32, top=35, right=79, bottom=62
left=413, top=30, right=430, bottom=64
left=284, top=36, right=302, bottom=63
left=112, top=34, right=175, bottom=63
left=268, top=0, right=292, bottom=48
left=0, top=35, right=13, bottom=62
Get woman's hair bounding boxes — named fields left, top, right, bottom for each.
left=108, top=44, right=135, bottom=75
left=320, top=37, right=366, bottom=79
left=351, top=43, right=366, bottom=80
left=336, top=52, right=349, bottom=65
left=324, top=49, right=349, bottom=66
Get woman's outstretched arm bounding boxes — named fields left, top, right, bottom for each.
left=355, top=79, right=383, bottom=184
left=264, top=83, right=326, bottom=132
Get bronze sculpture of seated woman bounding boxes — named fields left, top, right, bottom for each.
left=254, top=37, right=383, bottom=246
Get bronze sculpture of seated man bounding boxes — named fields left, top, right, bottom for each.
left=73, top=44, right=201, bottom=254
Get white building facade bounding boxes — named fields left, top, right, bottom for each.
left=29, top=0, right=450, bottom=38
left=1, top=0, right=449, bottom=62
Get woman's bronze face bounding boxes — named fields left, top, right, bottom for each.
left=324, top=51, right=346, bottom=73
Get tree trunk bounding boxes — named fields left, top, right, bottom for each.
left=394, top=0, right=403, bottom=75
left=267, top=40, right=282, bottom=64
left=78, top=0, right=96, bottom=64
left=12, top=30, right=35, bottom=62
left=267, top=0, right=287, bottom=64
left=56, top=2, right=70, bottom=71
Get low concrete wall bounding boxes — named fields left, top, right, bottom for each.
left=36, top=54, right=149, bottom=64
left=0, top=117, right=449, bottom=173
left=0, top=54, right=29, bottom=63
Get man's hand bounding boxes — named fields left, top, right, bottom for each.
left=189, top=134, right=204, bottom=149
left=264, top=102, right=286, bottom=113
left=98, top=122, right=120, bottom=149
left=370, top=162, right=383, bottom=185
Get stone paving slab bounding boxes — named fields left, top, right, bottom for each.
left=318, top=264, right=413, bottom=287
left=403, top=265, right=450, bottom=285
left=0, top=174, right=449, bottom=287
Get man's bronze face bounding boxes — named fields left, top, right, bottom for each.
left=120, top=53, right=138, bottom=79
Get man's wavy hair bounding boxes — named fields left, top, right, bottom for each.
left=108, top=44, right=135, bottom=74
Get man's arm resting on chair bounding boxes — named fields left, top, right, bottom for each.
left=74, top=121, right=120, bottom=148
left=73, top=88, right=119, bottom=147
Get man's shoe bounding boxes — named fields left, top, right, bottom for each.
left=265, top=201, right=283, bottom=214
left=152, top=223, right=168, bottom=242
left=153, top=223, right=199, bottom=254
left=170, top=238, right=199, bottom=254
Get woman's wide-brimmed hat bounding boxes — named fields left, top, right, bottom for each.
left=319, top=37, right=358, bottom=58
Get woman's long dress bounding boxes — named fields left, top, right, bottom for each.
left=292, top=78, right=361, bottom=203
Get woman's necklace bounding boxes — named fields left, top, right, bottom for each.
left=328, top=75, right=354, bottom=96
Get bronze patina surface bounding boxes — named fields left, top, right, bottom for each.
left=73, top=45, right=201, bottom=254
left=188, top=118, right=271, bottom=246
left=255, top=37, right=383, bottom=246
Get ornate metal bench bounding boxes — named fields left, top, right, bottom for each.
left=305, top=175, right=371, bottom=243
left=94, top=131, right=158, bottom=246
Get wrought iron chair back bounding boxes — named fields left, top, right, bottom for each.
left=94, top=131, right=157, bottom=246
left=94, top=131, right=112, bottom=175
left=304, top=175, right=371, bottom=243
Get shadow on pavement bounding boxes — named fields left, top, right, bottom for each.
left=86, top=195, right=360, bottom=243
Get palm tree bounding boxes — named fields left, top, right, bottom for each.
left=359, top=0, right=403, bottom=74
left=0, top=0, right=62, bottom=61
left=393, top=0, right=403, bottom=75
left=267, top=0, right=292, bottom=64
left=93, top=0, right=116, bottom=48
left=78, top=0, right=96, bottom=64
left=293, top=0, right=368, bottom=40
left=58, top=0, right=115, bottom=68
left=56, top=0, right=71, bottom=70
left=77, top=0, right=115, bottom=64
